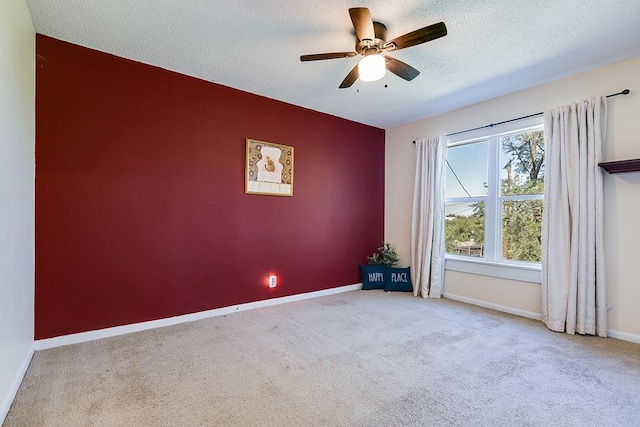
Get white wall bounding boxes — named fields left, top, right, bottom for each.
left=386, top=56, right=640, bottom=340
left=0, top=0, right=35, bottom=422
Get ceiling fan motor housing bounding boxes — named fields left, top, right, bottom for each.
left=356, top=22, right=388, bottom=55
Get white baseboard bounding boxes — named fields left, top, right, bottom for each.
left=35, top=283, right=362, bottom=350
left=442, top=293, right=542, bottom=321
left=0, top=344, right=34, bottom=426
left=442, top=293, right=640, bottom=344
left=607, top=329, right=640, bottom=344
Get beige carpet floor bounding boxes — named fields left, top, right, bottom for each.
left=5, top=290, right=640, bottom=426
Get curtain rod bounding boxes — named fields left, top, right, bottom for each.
left=413, top=89, right=630, bottom=142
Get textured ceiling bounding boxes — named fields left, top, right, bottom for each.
left=26, top=0, right=640, bottom=129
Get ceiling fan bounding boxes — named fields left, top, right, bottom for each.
left=300, top=7, right=447, bottom=88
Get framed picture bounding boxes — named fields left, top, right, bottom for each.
left=245, top=138, right=294, bottom=196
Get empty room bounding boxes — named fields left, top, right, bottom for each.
left=2, top=0, right=640, bottom=425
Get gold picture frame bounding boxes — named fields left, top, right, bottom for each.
left=245, top=138, right=294, bottom=196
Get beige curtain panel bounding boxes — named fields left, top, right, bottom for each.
left=542, top=96, right=607, bottom=336
left=411, top=136, right=445, bottom=298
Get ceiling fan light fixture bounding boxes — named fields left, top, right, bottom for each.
left=358, top=54, right=386, bottom=82
left=301, top=8, right=446, bottom=88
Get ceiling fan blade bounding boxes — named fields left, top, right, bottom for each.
left=339, top=64, right=359, bottom=89
left=349, top=7, right=375, bottom=41
left=300, top=52, right=358, bottom=61
left=385, top=56, right=420, bottom=81
left=385, top=22, right=447, bottom=51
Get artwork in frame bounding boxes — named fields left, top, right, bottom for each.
left=245, top=138, right=294, bottom=196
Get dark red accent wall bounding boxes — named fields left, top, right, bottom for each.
left=34, top=35, right=385, bottom=339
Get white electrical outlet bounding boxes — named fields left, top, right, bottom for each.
left=269, top=275, right=277, bottom=288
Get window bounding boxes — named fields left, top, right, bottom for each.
left=444, top=117, right=544, bottom=272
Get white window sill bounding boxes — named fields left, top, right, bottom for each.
left=445, top=256, right=541, bottom=284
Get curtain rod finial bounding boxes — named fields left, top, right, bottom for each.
left=622, top=89, right=630, bottom=95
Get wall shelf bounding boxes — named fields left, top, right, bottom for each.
left=598, top=158, right=640, bottom=174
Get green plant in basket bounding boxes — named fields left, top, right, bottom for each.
left=367, top=242, right=400, bottom=267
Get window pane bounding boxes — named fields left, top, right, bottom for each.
left=502, top=200, right=543, bottom=262
left=445, top=202, right=485, bottom=257
left=500, top=130, right=545, bottom=196
left=446, top=141, right=488, bottom=198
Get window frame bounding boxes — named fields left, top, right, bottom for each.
left=444, top=116, right=544, bottom=283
